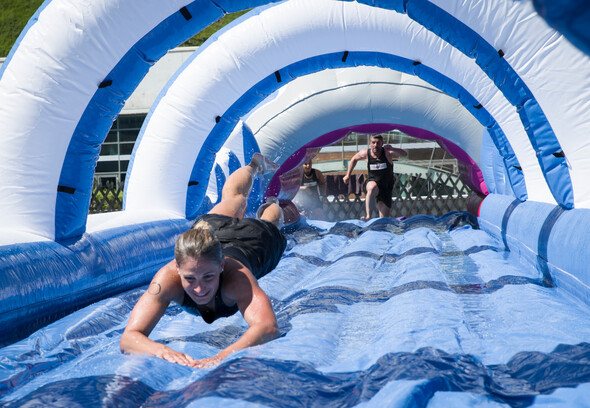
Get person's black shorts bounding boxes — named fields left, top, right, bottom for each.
left=195, top=214, right=287, bottom=279
left=364, top=178, right=393, bottom=208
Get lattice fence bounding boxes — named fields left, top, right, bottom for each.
left=90, top=181, right=124, bottom=213
left=90, top=172, right=472, bottom=220
left=322, top=172, right=472, bottom=222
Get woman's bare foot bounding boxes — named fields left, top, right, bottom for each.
left=360, top=215, right=371, bottom=221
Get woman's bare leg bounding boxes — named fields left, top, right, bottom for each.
left=209, top=153, right=278, bottom=219
left=258, top=198, right=301, bottom=228
left=259, top=202, right=282, bottom=227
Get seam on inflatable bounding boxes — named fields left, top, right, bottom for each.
left=537, top=205, right=568, bottom=287
left=501, top=198, right=522, bottom=251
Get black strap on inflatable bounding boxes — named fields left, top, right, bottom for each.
left=552, top=150, right=565, bottom=158
left=342, top=51, right=349, bottom=62
left=537, top=205, right=568, bottom=287
left=498, top=49, right=505, bottom=58
left=501, top=198, right=522, bottom=250
left=412, top=60, right=421, bottom=66
left=215, top=116, right=221, bottom=123
left=513, top=165, right=522, bottom=171
left=188, top=181, right=199, bottom=186
left=180, top=7, right=192, bottom=20
left=473, top=104, right=483, bottom=109
left=275, top=71, right=282, bottom=83
left=98, top=80, right=112, bottom=88
left=57, top=185, right=76, bottom=194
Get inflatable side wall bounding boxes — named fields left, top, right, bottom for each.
left=0, top=219, right=191, bottom=346
left=478, top=194, right=590, bottom=305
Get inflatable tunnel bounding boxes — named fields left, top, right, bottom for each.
left=1, top=0, right=590, bottom=348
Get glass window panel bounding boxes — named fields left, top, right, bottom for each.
left=96, top=161, right=119, bottom=173
left=105, top=131, right=118, bottom=143
left=120, top=160, right=129, bottom=172
left=118, top=115, right=145, bottom=130
left=109, top=120, right=119, bottom=131
left=119, top=143, right=134, bottom=155
left=119, top=130, right=139, bottom=142
left=100, top=144, right=118, bottom=156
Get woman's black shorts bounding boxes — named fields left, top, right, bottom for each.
left=195, top=214, right=287, bottom=279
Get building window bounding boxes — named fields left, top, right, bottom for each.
left=96, top=114, right=146, bottom=187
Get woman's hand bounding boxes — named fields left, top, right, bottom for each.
left=191, top=355, right=224, bottom=369
left=156, top=346, right=198, bottom=367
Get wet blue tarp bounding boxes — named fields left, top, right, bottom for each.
left=1, top=213, right=590, bottom=407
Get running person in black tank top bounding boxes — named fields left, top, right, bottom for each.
left=121, top=153, right=293, bottom=368
left=343, top=135, right=407, bottom=221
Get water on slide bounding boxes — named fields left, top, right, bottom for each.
left=1, top=213, right=590, bottom=407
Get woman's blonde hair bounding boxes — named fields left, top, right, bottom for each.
left=175, top=220, right=222, bottom=266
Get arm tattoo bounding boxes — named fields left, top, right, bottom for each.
left=148, top=282, right=162, bottom=295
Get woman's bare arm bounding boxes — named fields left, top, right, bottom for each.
left=120, top=261, right=196, bottom=366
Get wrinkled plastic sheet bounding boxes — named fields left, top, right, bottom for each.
left=1, top=213, right=590, bottom=407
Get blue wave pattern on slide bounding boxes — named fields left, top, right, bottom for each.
left=1, top=213, right=590, bottom=407
left=1, top=344, right=590, bottom=407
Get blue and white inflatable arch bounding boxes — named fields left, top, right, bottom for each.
left=199, top=65, right=488, bottom=215
left=1, top=0, right=590, bottom=344
left=128, top=0, right=545, bottom=220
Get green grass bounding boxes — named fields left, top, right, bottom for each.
left=181, top=10, right=250, bottom=47
left=0, top=3, right=250, bottom=58
left=0, top=0, right=44, bottom=57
